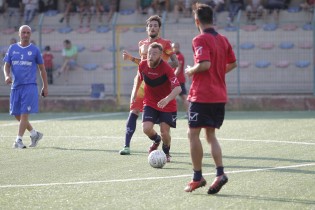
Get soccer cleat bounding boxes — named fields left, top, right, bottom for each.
left=166, top=154, right=171, bottom=162
left=148, top=141, right=160, bottom=154
left=13, top=139, right=26, bottom=149
left=207, top=174, right=228, bottom=194
left=29, top=132, right=43, bottom=147
left=119, top=146, right=130, bottom=155
left=184, top=177, right=207, bottom=192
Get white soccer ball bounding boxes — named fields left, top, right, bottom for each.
left=148, top=150, right=167, bottom=168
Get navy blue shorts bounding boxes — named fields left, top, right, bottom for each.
left=142, top=106, right=177, bottom=128
left=179, top=83, right=187, bottom=96
left=188, top=102, right=225, bottom=129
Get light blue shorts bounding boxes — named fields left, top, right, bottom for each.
left=10, top=84, right=39, bottom=116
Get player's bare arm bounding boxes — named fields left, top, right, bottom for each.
left=38, top=64, right=49, bottom=97
left=168, top=54, right=179, bottom=68
left=3, top=63, right=12, bottom=85
left=122, top=50, right=141, bottom=65
left=185, top=61, right=211, bottom=77
left=157, top=86, right=182, bottom=109
left=130, top=73, right=142, bottom=103
left=226, top=62, right=237, bottom=73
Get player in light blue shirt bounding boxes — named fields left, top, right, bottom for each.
left=3, top=25, right=48, bottom=149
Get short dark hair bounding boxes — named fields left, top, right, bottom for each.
left=146, top=15, right=162, bottom=27
left=44, top=45, right=50, bottom=51
left=193, top=3, right=213, bottom=25
left=149, top=42, right=163, bottom=52
left=64, top=39, right=71, bottom=44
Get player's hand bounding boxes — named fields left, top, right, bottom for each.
left=41, top=87, right=48, bottom=97
left=157, top=98, right=169, bottom=109
left=122, top=50, right=131, bottom=61
left=4, top=76, right=12, bottom=85
left=185, top=65, right=193, bottom=77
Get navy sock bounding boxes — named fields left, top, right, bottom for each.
left=216, top=166, right=224, bottom=177
left=162, top=144, right=170, bottom=155
left=124, top=113, right=138, bottom=147
left=193, top=170, right=202, bottom=181
left=149, top=133, right=161, bottom=144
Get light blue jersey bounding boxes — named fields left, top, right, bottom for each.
left=3, top=43, right=43, bottom=89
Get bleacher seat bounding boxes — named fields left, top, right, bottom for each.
left=239, top=61, right=251, bottom=68
left=303, top=24, right=313, bottom=31
left=133, top=27, right=146, bottom=33
left=298, top=42, right=312, bottom=49
left=287, top=6, right=301, bottom=13
left=258, top=42, right=275, bottom=50
left=76, top=27, right=91, bottom=34
left=295, top=60, right=310, bottom=68
left=90, top=83, right=105, bottom=98
left=241, top=25, right=259, bottom=32
left=263, top=23, right=277, bottom=31
left=119, top=9, right=135, bottom=15
left=276, top=60, right=290, bottom=68
left=224, top=26, right=238, bottom=32
left=103, top=63, right=114, bottom=70
left=240, top=42, right=255, bottom=50
left=281, top=24, right=298, bottom=31
left=58, top=26, right=73, bottom=34
left=41, top=27, right=54, bottom=34
left=76, top=45, right=85, bottom=52
left=96, top=25, right=111, bottom=33
left=44, top=10, right=59, bottom=16
left=2, top=28, right=15, bottom=35
left=255, top=60, right=271, bottom=68
left=279, top=41, right=294, bottom=49
left=84, top=63, right=99, bottom=71
left=89, top=45, right=104, bottom=52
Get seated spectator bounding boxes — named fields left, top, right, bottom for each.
left=152, top=0, right=170, bottom=16
left=78, top=0, right=93, bottom=28
left=56, top=40, right=78, bottom=79
left=22, top=0, right=38, bottom=25
left=1, top=37, right=17, bottom=62
left=173, top=0, right=193, bottom=23
left=5, top=0, right=22, bottom=29
left=227, top=0, right=244, bottom=26
left=246, top=0, right=264, bottom=24
left=59, top=0, right=77, bottom=27
left=265, top=0, right=285, bottom=24
left=300, top=0, right=315, bottom=24
left=206, top=0, right=225, bottom=24
left=137, top=0, right=154, bottom=15
left=42, top=45, right=54, bottom=85
left=95, top=0, right=118, bottom=26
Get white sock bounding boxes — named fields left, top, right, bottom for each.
left=16, top=136, right=23, bottom=141
left=30, top=129, right=37, bottom=137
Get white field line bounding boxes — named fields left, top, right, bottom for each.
left=0, top=163, right=314, bottom=189
left=0, top=112, right=124, bottom=127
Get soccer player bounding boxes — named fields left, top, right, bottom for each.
left=172, top=42, right=189, bottom=118
left=119, top=15, right=178, bottom=156
left=3, top=25, right=48, bottom=149
left=132, top=42, right=182, bottom=162
left=184, top=3, right=237, bottom=194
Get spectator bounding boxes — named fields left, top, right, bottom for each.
left=5, top=0, right=22, bottom=29
left=95, top=0, right=118, bottom=26
left=22, top=0, right=38, bottom=26
left=78, top=0, right=93, bottom=28
left=172, top=42, right=189, bottom=117
left=1, top=37, right=17, bottom=64
left=206, top=0, right=225, bottom=24
left=59, top=0, right=76, bottom=27
left=227, top=0, right=244, bottom=26
left=265, top=0, right=285, bottom=24
left=42, top=45, right=54, bottom=84
left=300, top=0, right=315, bottom=24
left=245, top=0, right=264, bottom=24
left=56, top=39, right=78, bottom=79
left=152, top=0, right=170, bottom=16
left=173, top=0, right=193, bottom=23
left=137, top=0, right=154, bottom=15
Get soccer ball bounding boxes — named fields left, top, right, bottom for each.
left=148, top=150, right=167, bottom=168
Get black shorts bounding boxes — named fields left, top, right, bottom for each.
left=179, top=83, right=187, bottom=96
left=188, top=102, right=225, bottom=129
left=143, top=106, right=177, bottom=128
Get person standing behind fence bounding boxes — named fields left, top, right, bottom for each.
left=5, top=0, right=22, bottom=29
left=3, top=25, right=48, bottom=149
left=184, top=3, right=237, bottom=194
left=43, top=45, right=54, bottom=84
left=172, top=42, right=189, bottom=118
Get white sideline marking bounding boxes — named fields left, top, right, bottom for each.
left=0, top=163, right=314, bottom=189
left=0, top=113, right=124, bottom=127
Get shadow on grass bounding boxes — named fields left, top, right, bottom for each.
left=215, top=194, right=315, bottom=205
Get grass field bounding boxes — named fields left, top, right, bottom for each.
left=0, top=111, right=315, bottom=210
